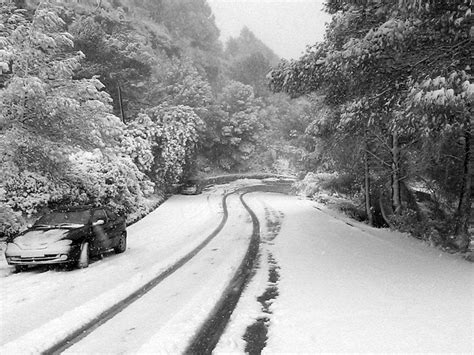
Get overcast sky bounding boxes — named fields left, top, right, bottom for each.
left=207, top=0, right=332, bottom=60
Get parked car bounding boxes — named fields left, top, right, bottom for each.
left=180, top=179, right=203, bottom=195
left=4, top=206, right=127, bottom=271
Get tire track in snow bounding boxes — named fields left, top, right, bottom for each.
left=187, top=193, right=286, bottom=354
left=185, top=191, right=261, bottom=354
left=46, top=191, right=233, bottom=354
left=243, top=202, right=283, bottom=354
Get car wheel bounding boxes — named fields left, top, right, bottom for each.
left=114, top=232, right=127, bottom=254
left=77, top=241, right=90, bottom=268
left=14, top=265, right=28, bottom=273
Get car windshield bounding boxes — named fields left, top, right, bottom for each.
left=35, top=210, right=91, bottom=226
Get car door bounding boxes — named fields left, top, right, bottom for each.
left=105, top=208, right=123, bottom=244
left=91, top=208, right=113, bottom=251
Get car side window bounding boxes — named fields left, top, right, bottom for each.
left=92, top=209, right=107, bottom=223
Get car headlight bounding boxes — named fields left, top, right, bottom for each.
left=5, top=243, right=21, bottom=256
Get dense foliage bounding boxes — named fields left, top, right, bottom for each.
left=225, top=27, right=280, bottom=97
left=1, top=0, right=468, bottom=257
left=0, top=0, right=212, bottom=236
left=0, top=1, right=154, bottom=228
left=1, top=0, right=312, bottom=238
left=269, top=0, right=472, bottom=250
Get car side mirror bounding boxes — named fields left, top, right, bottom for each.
left=92, top=219, right=105, bottom=226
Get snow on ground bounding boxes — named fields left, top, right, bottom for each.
left=0, top=189, right=225, bottom=349
left=137, top=193, right=254, bottom=353
left=2, top=183, right=472, bottom=353
left=0, top=178, right=264, bottom=353
left=214, top=195, right=274, bottom=354
left=62, top=193, right=253, bottom=354
left=216, top=192, right=473, bottom=353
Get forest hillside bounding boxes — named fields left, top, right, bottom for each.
left=0, top=0, right=307, bottom=238
left=0, top=0, right=472, bottom=257
left=270, top=0, right=473, bottom=254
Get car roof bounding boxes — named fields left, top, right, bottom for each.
left=53, top=205, right=105, bottom=212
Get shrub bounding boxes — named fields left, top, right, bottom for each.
left=319, top=174, right=358, bottom=196
left=0, top=204, right=25, bottom=239
left=294, top=172, right=339, bottom=198
left=388, top=209, right=432, bottom=240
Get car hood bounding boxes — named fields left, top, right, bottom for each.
left=14, top=227, right=86, bottom=250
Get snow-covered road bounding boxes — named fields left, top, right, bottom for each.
left=0, top=188, right=226, bottom=348
left=1, top=182, right=472, bottom=354
left=216, top=192, right=474, bottom=353
left=63, top=193, right=252, bottom=353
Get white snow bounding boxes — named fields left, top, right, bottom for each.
left=137, top=194, right=253, bottom=354
left=1, top=183, right=472, bottom=354
left=0, top=189, right=225, bottom=351
left=215, top=193, right=474, bottom=353
left=58, top=193, right=253, bottom=354
left=214, top=196, right=273, bottom=354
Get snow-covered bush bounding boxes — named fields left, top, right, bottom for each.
left=122, top=113, right=157, bottom=174
left=145, top=104, right=204, bottom=185
left=294, top=172, right=339, bottom=198
left=123, top=105, right=204, bottom=186
left=68, top=150, right=155, bottom=215
left=1, top=149, right=156, bottom=234
left=295, top=171, right=359, bottom=198
left=3, top=171, right=66, bottom=217
left=0, top=203, right=25, bottom=239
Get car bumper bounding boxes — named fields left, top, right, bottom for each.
left=5, top=243, right=79, bottom=265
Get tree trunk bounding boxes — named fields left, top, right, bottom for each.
left=469, top=117, right=474, bottom=255
left=364, top=129, right=373, bottom=226
left=391, top=132, right=402, bottom=214
left=454, top=123, right=472, bottom=251
left=117, top=84, right=126, bottom=123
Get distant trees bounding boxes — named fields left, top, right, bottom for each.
left=224, top=27, right=279, bottom=97
left=135, top=0, right=222, bottom=83
left=270, top=0, right=472, bottom=248
left=142, top=105, right=204, bottom=185
left=204, top=81, right=263, bottom=171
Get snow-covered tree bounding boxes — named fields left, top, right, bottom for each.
left=207, top=81, right=263, bottom=170
left=269, top=0, right=472, bottom=247
left=0, top=1, right=154, bottom=235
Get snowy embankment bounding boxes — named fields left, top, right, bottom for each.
left=215, top=193, right=474, bottom=353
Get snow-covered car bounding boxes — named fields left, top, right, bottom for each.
left=180, top=179, right=203, bottom=195
left=4, top=206, right=127, bottom=271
